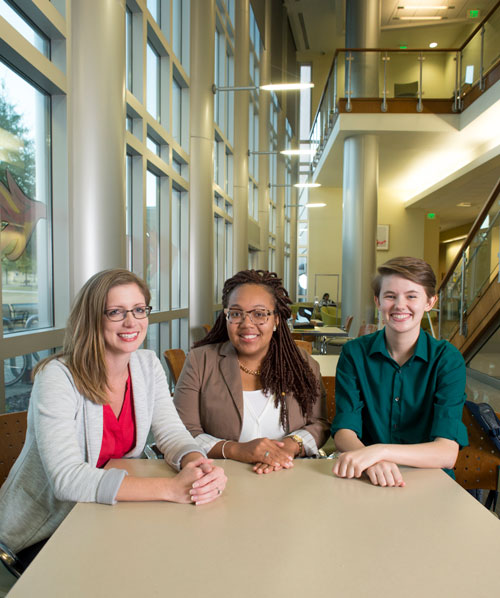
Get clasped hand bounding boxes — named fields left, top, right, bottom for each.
left=241, top=437, right=296, bottom=475
left=332, top=445, right=405, bottom=487
left=175, top=457, right=227, bottom=505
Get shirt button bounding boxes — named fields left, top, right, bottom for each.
left=394, top=397, right=399, bottom=402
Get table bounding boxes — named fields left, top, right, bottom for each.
left=312, top=354, right=339, bottom=377
left=292, top=325, right=347, bottom=353
left=8, top=459, right=500, bottom=598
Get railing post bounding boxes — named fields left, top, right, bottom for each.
left=333, top=55, right=338, bottom=114
left=438, top=290, right=442, bottom=340
left=453, top=51, right=460, bottom=112
left=459, top=252, right=467, bottom=337
left=346, top=52, right=353, bottom=113
left=480, top=25, right=485, bottom=91
left=381, top=52, right=389, bottom=113
left=417, top=52, right=424, bottom=113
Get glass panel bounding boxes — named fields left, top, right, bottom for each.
left=0, top=61, right=52, bottom=334
left=0, top=0, right=50, bottom=56
left=172, top=0, right=182, bottom=60
left=171, top=188, right=181, bottom=309
left=4, top=348, right=52, bottom=412
left=144, top=321, right=159, bottom=354
left=146, top=135, right=160, bottom=155
left=147, top=0, right=159, bottom=23
left=147, top=42, right=160, bottom=120
left=126, top=7, right=132, bottom=91
left=468, top=326, right=500, bottom=380
left=146, top=170, right=160, bottom=310
left=125, top=155, right=132, bottom=269
left=172, top=77, right=182, bottom=144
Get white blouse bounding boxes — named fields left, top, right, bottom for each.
left=195, top=389, right=318, bottom=457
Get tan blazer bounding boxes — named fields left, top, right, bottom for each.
left=173, top=341, right=329, bottom=449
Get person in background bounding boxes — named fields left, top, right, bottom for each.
left=331, top=257, right=467, bottom=487
left=174, top=269, right=329, bottom=474
left=319, top=293, right=336, bottom=307
left=0, top=269, right=226, bottom=572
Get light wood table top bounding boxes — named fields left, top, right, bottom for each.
left=8, top=459, right=500, bottom=598
left=313, top=354, right=339, bottom=377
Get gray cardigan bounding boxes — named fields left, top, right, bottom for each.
left=0, top=350, right=202, bottom=553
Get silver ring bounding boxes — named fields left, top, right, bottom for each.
left=264, top=451, right=270, bottom=458
left=217, top=489, right=222, bottom=495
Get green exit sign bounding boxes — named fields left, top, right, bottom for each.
left=427, top=213, right=436, bottom=220
left=468, top=9, right=480, bottom=18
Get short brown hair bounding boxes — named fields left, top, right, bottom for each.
left=372, top=257, right=436, bottom=299
left=35, top=269, right=150, bottom=404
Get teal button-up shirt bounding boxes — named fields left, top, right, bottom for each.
left=331, top=330, right=468, bottom=454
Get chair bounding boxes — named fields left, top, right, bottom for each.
left=0, top=411, right=28, bottom=579
left=202, top=324, right=211, bottom=335
left=322, top=376, right=336, bottom=422
left=293, top=339, right=313, bottom=355
left=328, top=322, right=377, bottom=348
left=394, top=81, right=418, bottom=98
left=0, top=411, right=27, bottom=486
left=454, top=404, right=500, bottom=506
left=320, top=306, right=338, bottom=326
left=163, top=349, right=186, bottom=385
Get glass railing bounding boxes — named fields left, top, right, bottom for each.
left=309, top=1, right=500, bottom=166
left=438, top=183, right=500, bottom=341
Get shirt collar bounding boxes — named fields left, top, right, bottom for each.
left=368, top=328, right=429, bottom=363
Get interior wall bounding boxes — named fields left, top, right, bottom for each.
left=424, top=215, right=441, bottom=280
left=307, top=186, right=343, bottom=302
left=377, top=187, right=426, bottom=266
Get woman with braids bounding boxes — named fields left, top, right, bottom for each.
left=174, top=270, right=329, bottom=474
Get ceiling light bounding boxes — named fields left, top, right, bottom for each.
left=294, top=182, right=321, bottom=188
left=260, top=83, right=314, bottom=91
left=457, top=202, right=472, bottom=207
left=280, top=148, right=316, bottom=156
left=398, top=16, right=443, bottom=20
left=398, top=5, right=448, bottom=9
left=305, top=203, right=326, bottom=208
left=429, top=42, right=438, bottom=48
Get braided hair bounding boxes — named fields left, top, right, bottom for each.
left=194, top=270, right=320, bottom=431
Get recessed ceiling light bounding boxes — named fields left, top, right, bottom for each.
left=398, top=5, right=448, bottom=9
left=457, top=202, right=472, bottom=207
left=429, top=42, right=438, bottom=48
left=398, top=16, right=443, bottom=20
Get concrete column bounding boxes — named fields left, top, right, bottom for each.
left=233, top=0, right=250, bottom=272
left=275, top=112, right=286, bottom=278
left=257, top=0, right=271, bottom=271
left=341, top=0, right=380, bottom=331
left=189, top=0, right=215, bottom=342
left=69, top=0, right=126, bottom=297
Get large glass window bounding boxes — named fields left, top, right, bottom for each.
left=171, top=187, right=188, bottom=310
left=0, top=61, right=52, bottom=334
left=146, top=170, right=160, bottom=310
left=0, top=0, right=50, bottom=57
left=147, top=41, right=160, bottom=120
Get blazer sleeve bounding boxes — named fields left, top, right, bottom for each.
left=148, top=354, right=206, bottom=469
left=173, top=348, right=206, bottom=438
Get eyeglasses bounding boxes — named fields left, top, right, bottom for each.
left=224, top=308, right=275, bottom=326
left=104, top=306, right=152, bottom=321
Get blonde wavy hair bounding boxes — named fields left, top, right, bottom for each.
left=34, top=269, right=151, bottom=405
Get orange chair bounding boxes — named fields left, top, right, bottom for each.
left=163, top=349, right=186, bottom=384
left=0, top=410, right=27, bottom=486
left=328, top=321, right=377, bottom=347
left=294, top=339, right=313, bottom=355
left=202, top=324, right=211, bottom=335
left=454, top=405, right=500, bottom=501
left=322, top=376, right=336, bottom=422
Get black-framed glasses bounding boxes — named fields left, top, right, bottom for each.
left=224, top=308, right=275, bottom=326
left=104, top=306, right=152, bottom=321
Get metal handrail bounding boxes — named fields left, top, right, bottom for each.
left=437, top=175, right=500, bottom=294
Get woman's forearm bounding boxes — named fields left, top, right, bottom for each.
left=378, top=438, right=459, bottom=470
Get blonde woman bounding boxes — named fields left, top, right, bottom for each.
left=0, top=269, right=226, bottom=572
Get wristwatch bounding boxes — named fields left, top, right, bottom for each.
left=288, top=434, right=304, bottom=456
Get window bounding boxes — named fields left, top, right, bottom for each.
left=0, top=61, right=52, bottom=334
left=146, top=170, right=160, bottom=310
left=147, top=42, right=160, bottom=120
left=0, top=0, right=50, bottom=57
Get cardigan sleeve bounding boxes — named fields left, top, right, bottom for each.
left=32, top=361, right=126, bottom=505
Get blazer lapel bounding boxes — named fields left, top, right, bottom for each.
left=219, top=341, right=245, bottom=424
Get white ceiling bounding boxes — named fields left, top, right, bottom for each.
left=283, top=0, right=500, bottom=231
